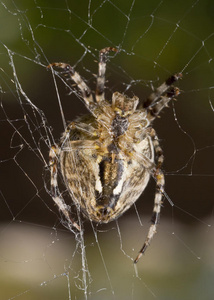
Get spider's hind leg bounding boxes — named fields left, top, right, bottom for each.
left=134, top=128, right=164, bottom=263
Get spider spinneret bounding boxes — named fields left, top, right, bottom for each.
left=47, top=47, right=182, bottom=263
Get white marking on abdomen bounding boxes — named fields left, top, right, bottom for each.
left=113, top=172, right=125, bottom=195
left=95, top=177, right=103, bottom=193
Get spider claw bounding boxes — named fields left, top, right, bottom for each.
left=134, top=252, right=142, bottom=264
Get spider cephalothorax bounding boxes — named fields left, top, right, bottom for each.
left=48, top=47, right=182, bottom=263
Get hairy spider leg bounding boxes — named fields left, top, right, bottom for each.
left=147, top=86, right=181, bottom=122
left=144, top=73, right=182, bottom=122
left=134, top=128, right=164, bottom=263
left=65, top=121, right=98, bottom=138
left=95, top=47, right=118, bottom=103
left=134, top=73, right=182, bottom=262
left=143, top=73, right=182, bottom=108
left=47, top=63, right=94, bottom=107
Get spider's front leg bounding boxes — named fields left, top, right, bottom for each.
left=47, top=62, right=94, bottom=108
left=134, top=128, right=164, bottom=263
left=49, top=145, right=81, bottom=231
left=95, top=47, right=118, bottom=103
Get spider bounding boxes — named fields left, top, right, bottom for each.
left=48, top=47, right=182, bottom=263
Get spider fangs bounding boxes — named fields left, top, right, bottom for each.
left=48, top=47, right=182, bottom=263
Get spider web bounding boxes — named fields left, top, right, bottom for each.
left=0, top=0, right=214, bottom=299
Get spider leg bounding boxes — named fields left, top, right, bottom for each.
left=144, top=73, right=182, bottom=108
left=148, top=87, right=181, bottom=122
left=49, top=146, right=80, bottom=231
left=144, top=73, right=182, bottom=121
left=134, top=128, right=164, bottom=263
left=60, top=121, right=100, bottom=152
left=66, top=121, right=98, bottom=138
left=47, top=63, right=94, bottom=107
left=95, top=47, right=118, bottom=103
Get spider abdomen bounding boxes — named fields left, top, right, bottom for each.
left=60, top=114, right=154, bottom=223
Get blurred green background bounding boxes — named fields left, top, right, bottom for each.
left=0, top=0, right=214, bottom=299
